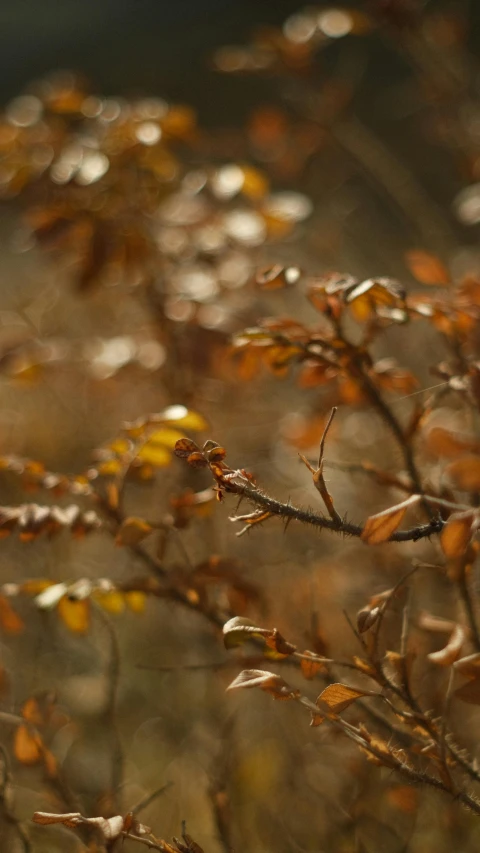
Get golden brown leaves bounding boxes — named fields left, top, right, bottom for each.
left=361, top=495, right=421, bottom=544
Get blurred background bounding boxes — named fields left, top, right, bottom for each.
left=0, top=2, right=480, bottom=852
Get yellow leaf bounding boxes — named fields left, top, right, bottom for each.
left=124, top=591, right=146, bottom=613
left=94, top=590, right=125, bottom=614
left=146, top=427, right=185, bottom=449
left=161, top=405, right=208, bottom=431
left=137, top=443, right=172, bottom=467
left=57, top=597, right=90, bottom=634
left=14, top=724, right=42, bottom=765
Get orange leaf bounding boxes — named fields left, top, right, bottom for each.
left=0, top=595, right=24, bottom=634
left=361, top=495, right=421, bottom=544
left=445, top=456, right=480, bottom=491
left=405, top=250, right=450, bottom=286
left=300, top=651, right=328, bottom=680
left=14, top=724, right=42, bottom=765
left=426, top=427, right=480, bottom=458
left=440, top=511, right=478, bottom=559
left=311, top=683, right=379, bottom=725
left=57, top=597, right=90, bottom=634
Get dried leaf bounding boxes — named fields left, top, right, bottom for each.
left=454, top=653, right=480, bottom=678
left=311, top=683, right=379, bottom=726
left=454, top=678, right=480, bottom=705
left=445, top=456, right=480, bottom=491
left=440, top=510, right=478, bottom=559
left=427, top=623, right=466, bottom=666
left=0, top=595, right=24, bottom=634
left=223, top=616, right=269, bottom=648
left=361, top=495, right=421, bottom=544
left=226, top=669, right=299, bottom=700
left=300, top=651, right=328, bottom=680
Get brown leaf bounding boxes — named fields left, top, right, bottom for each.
left=357, top=606, right=381, bottom=633
left=427, top=623, right=466, bottom=666
left=115, top=517, right=154, bottom=547
left=454, top=678, right=480, bottom=705
left=454, top=653, right=480, bottom=678
left=361, top=495, right=421, bottom=544
left=311, top=683, right=379, bottom=725
left=300, top=651, right=328, bottom=680
left=440, top=510, right=478, bottom=559
left=222, top=616, right=269, bottom=649
left=226, top=669, right=299, bottom=700
left=405, top=250, right=450, bottom=286
left=426, top=426, right=480, bottom=458
left=264, top=628, right=297, bottom=657
left=445, top=456, right=480, bottom=491
left=0, top=595, right=24, bottom=634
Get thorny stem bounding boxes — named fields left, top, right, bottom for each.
left=228, top=479, right=444, bottom=542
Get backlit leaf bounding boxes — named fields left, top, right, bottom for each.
left=361, top=495, right=421, bottom=544
left=440, top=511, right=478, bottom=559
left=311, top=683, right=379, bottom=726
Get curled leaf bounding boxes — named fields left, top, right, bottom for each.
left=226, top=669, right=299, bottom=700
left=427, top=623, right=466, bottom=666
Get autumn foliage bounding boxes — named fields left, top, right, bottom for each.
left=2, top=3, right=480, bottom=852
